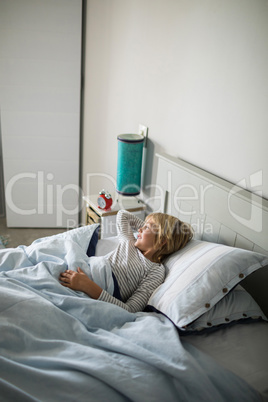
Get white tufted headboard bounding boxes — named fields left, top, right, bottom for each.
left=155, top=152, right=268, bottom=314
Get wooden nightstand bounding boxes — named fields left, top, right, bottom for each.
left=83, top=195, right=146, bottom=239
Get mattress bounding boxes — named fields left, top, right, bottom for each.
left=182, top=321, right=268, bottom=401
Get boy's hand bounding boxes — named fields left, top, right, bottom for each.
left=59, top=268, right=102, bottom=299
left=59, top=267, right=87, bottom=291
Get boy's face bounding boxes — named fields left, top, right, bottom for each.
left=134, top=218, right=158, bottom=254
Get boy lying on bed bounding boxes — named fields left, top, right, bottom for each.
left=59, top=210, right=193, bottom=313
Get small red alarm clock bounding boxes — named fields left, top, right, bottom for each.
left=97, top=190, right=113, bottom=210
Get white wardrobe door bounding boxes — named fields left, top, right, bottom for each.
left=0, top=0, right=82, bottom=227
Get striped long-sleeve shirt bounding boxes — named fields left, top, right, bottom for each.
left=98, top=210, right=165, bottom=313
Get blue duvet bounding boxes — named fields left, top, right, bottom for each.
left=0, top=226, right=262, bottom=401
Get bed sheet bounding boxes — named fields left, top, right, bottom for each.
left=182, top=321, right=268, bottom=401
left=0, top=229, right=264, bottom=401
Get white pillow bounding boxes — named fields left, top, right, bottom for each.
left=186, top=285, right=267, bottom=331
left=147, top=240, right=268, bottom=330
left=95, top=236, right=119, bottom=256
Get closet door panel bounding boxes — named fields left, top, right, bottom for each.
left=1, top=111, right=80, bottom=139
left=3, top=135, right=79, bottom=162
left=0, top=0, right=82, bottom=227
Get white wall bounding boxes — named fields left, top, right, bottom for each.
left=82, top=0, right=268, bottom=211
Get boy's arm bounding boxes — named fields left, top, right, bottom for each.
left=116, top=210, right=145, bottom=240
left=59, top=268, right=102, bottom=299
left=99, top=264, right=165, bottom=313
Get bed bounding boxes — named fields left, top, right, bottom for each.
left=0, top=152, right=267, bottom=402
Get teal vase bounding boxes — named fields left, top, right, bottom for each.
left=116, top=134, right=144, bottom=196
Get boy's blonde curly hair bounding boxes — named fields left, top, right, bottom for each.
left=146, top=213, right=193, bottom=263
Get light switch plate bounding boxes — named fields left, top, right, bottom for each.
left=139, top=124, right=148, bottom=146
